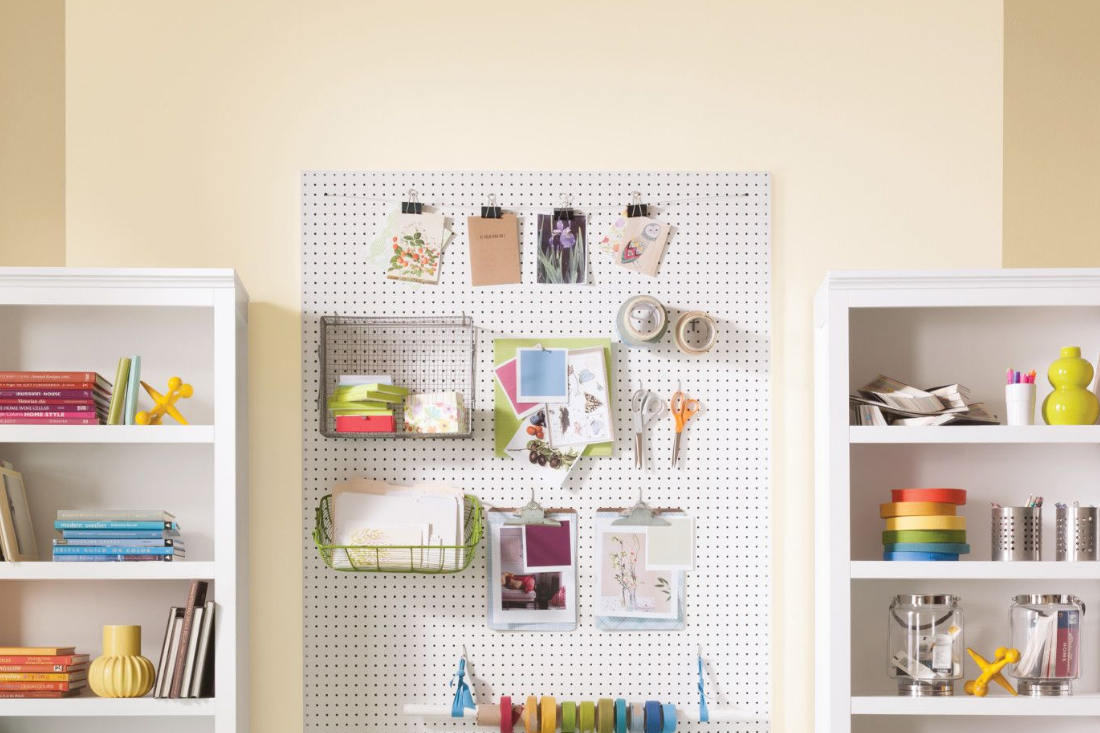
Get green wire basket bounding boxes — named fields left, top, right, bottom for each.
left=313, top=493, right=482, bottom=573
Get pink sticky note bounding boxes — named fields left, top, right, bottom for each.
left=495, top=357, right=541, bottom=418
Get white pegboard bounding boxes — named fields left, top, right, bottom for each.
left=301, top=172, right=770, bottom=733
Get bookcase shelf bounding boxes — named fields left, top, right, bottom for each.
left=816, top=269, right=1100, bottom=732
left=0, top=268, right=248, bottom=732
left=0, top=560, right=215, bottom=581
left=0, top=696, right=215, bottom=716
left=0, top=425, right=215, bottom=444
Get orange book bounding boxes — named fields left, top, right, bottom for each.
left=0, top=663, right=87, bottom=673
left=0, top=671, right=87, bottom=682
left=0, top=654, right=88, bottom=665
left=0, top=689, right=80, bottom=698
left=0, top=647, right=75, bottom=656
left=0, top=680, right=86, bottom=691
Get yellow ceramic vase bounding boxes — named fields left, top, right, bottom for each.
left=88, top=625, right=155, bottom=698
left=1042, top=346, right=1100, bottom=426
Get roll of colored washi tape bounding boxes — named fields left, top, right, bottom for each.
left=891, top=488, right=967, bottom=505
left=885, top=515, right=965, bottom=531
left=884, top=542, right=970, bottom=554
left=541, top=697, right=556, bottom=733
left=562, top=701, right=577, bottom=733
left=501, top=697, right=513, bottom=733
left=882, top=529, right=967, bottom=545
left=616, top=295, right=668, bottom=348
left=615, top=699, right=628, bottom=733
left=661, top=703, right=677, bottom=733
left=884, top=550, right=961, bottom=561
left=674, top=311, right=718, bottom=355
left=597, top=699, right=614, bottom=733
left=630, top=702, right=645, bottom=733
left=525, top=696, right=539, bottom=733
left=644, top=701, right=661, bottom=733
left=879, top=501, right=958, bottom=518
left=580, top=701, right=596, bottom=733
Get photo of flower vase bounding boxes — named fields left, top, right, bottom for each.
left=1042, top=347, right=1100, bottom=425
left=88, top=625, right=155, bottom=698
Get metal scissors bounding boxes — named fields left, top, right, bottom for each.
left=631, top=387, right=664, bottom=469
left=670, top=383, right=700, bottom=467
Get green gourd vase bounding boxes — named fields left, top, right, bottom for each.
left=1042, top=346, right=1100, bottom=425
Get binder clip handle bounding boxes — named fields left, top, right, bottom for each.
left=401, top=188, right=423, bottom=214
left=481, top=193, right=502, bottom=219
left=554, top=193, right=574, bottom=221
left=626, top=190, right=648, bottom=218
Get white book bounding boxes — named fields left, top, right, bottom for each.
left=155, top=609, right=184, bottom=698
left=180, top=606, right=204, bottom=697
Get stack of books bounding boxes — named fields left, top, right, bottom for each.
left=53, top=510, right=184, bottom=562
left=154, top=580, right=214, bottom=698
left=881, top=488, right=969, bottom=561
left=850, top=375, right=999, bottom=426
left=0, top=646, right=88, bottom=698
left=0, top=371, right=110, bottom=425
left=328, top=376, right=408, bottom=433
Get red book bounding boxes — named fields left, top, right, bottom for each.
left=0, top=411, right=105, bottom=419
left=0, top=402, right=100, bottom=411
left=0, top=655, right=89, bottom=665
left=0, top=680, right=86, bottom=691
left=335, top=415, right=396, bottom=433
left=0, top=371, right=108, bottom=387
left=0, top=417, right=101, bottom=425
left=0, top=689, right=80, bottom=698
left=0, top=389, right=106, bottom=399
left=170, top=580, right=208, bottom=698
left=0, top=663, right=88, bottom=673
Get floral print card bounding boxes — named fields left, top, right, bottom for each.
left=594, top=518, right=679, bottom=620
left=404, top=391, right=466, bottom=434
left=385, top=212, right=447, bottom=284
left=536, top=213, right=587, bottom=284
left=546, top=347, right=614, bottom=450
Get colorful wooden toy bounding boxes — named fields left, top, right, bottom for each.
left=135, top=377, right=193, bottom=426
left=963, top=646, right=1019, bottom=697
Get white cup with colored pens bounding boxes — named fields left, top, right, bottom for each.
left=1006, top=368, right=1036, bottom=426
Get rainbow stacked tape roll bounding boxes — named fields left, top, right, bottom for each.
left=880, top=488, right=970, bottom=561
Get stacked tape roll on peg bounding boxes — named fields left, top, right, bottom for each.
left=880, top=488, right=969, bottom=561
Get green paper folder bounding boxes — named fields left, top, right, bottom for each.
left=123, top=355, right=141, bottom=425
left=494, top=337, right=614, bottom=458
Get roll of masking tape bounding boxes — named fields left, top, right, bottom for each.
left=615, top=699, right=628, bottom=733
left=879, top=501, right=958, bottom=518
left=661, top=704, right=677, bottom=732
left=885, top=515, right=966, bottom=531
left=674, top=311, right=718, bottom=355
left=580, top=701, right=596, bottom=733
left=562, top=701, right=577, bottom=733
left=597, top=699, right=614, bottom=733
left=616, top=295, right=668, bottom=348
left=630, top=702, right=645, bottom=733
left=644, top=702, right=661, bottom=733
left=525, top=696, right=539, bottom=733
left=501, top=697, right=513, bottom=733
left=540, top=697, right=556, bottom=733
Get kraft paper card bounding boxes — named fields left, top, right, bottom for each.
left=468, top=214, right=521, bottom=286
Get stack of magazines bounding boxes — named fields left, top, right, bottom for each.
left=850, top=375, right=999, bottom=426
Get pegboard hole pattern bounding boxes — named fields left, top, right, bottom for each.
left=301, top=171, right=770, bottom=733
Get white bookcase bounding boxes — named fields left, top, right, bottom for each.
left=0, top=268, right=248, bottom=733
left=815, top=269, right=1100, bottom=733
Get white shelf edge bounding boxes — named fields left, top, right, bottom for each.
left=849, top=425, right=1100, bottom=444
left=851, top=561, right=1100, bottom=580
left=0, top=560, right=215, bottom=581
left=0, top=696, right=215, bottom=716
left=852, top=694, right=1100, bottom=716
left=0, top=425, right=214, bottom=444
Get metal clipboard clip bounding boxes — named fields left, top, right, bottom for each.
left=610, top=488, right=672, bottom=526
left=401, top=189, right=423, bottom=214
left=626, top=190, right=649, bottom=218
left=504, top=489, right=561, bottom=527
left=481, top=193, right=502, bottom=219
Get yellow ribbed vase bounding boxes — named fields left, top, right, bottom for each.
left=88, top=625, right=155, bottom=698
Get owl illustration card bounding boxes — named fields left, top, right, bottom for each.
left=614, top=217, right=670, bottom=278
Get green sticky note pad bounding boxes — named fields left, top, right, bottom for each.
left=494, top=337, right=614, bottom=458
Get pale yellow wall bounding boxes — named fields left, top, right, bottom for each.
left=0, top=0, right=65, bottom=266
left=1004, top=0, right=1100, bottom=268
left=61, top=2, right=1004, bottom=730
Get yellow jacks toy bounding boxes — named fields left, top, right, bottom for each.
left=135, top=377, right=193, bottom=425
left=963, top=646, right=1019, bottom=697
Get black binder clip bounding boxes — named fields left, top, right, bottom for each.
left=400, top=189, right=423, bottom=215
left=481, top=194, right=502, bottom=219
left=626, top=191, right=648, bottom=218
left=554, top=193, right=574, bottom=221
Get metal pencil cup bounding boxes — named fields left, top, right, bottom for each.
left=992, top=507, right=1042, bottom=561
left=1057, top=506, right=1099, bottom=561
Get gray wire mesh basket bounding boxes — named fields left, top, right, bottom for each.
left=317, top=315, right=476, bottom=438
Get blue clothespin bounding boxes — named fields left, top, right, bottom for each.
left=450, top=654, right=475, bottom=718
left=697, top=650, right=710, bottom=723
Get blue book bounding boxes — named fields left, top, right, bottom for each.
left=62, top=529, right=180, bottom=539
left=52, top=554, right=179, bottom=562
left=54, top=538, right=182, bottom=548
left=54, top=521, right=178, bottom=530
left=53, top=545, right=182, bottom=556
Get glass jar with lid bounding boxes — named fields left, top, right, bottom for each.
left=887, top=594, right=964, bottom=696
left=1009, top=594, right=1085, bottom=696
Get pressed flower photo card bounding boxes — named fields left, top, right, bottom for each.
left=594, top=518, right=679, bottom=620
left=536, top=213, right=587, bottom=284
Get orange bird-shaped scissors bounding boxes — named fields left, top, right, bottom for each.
left=670, top=382, right=700, bottom=467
